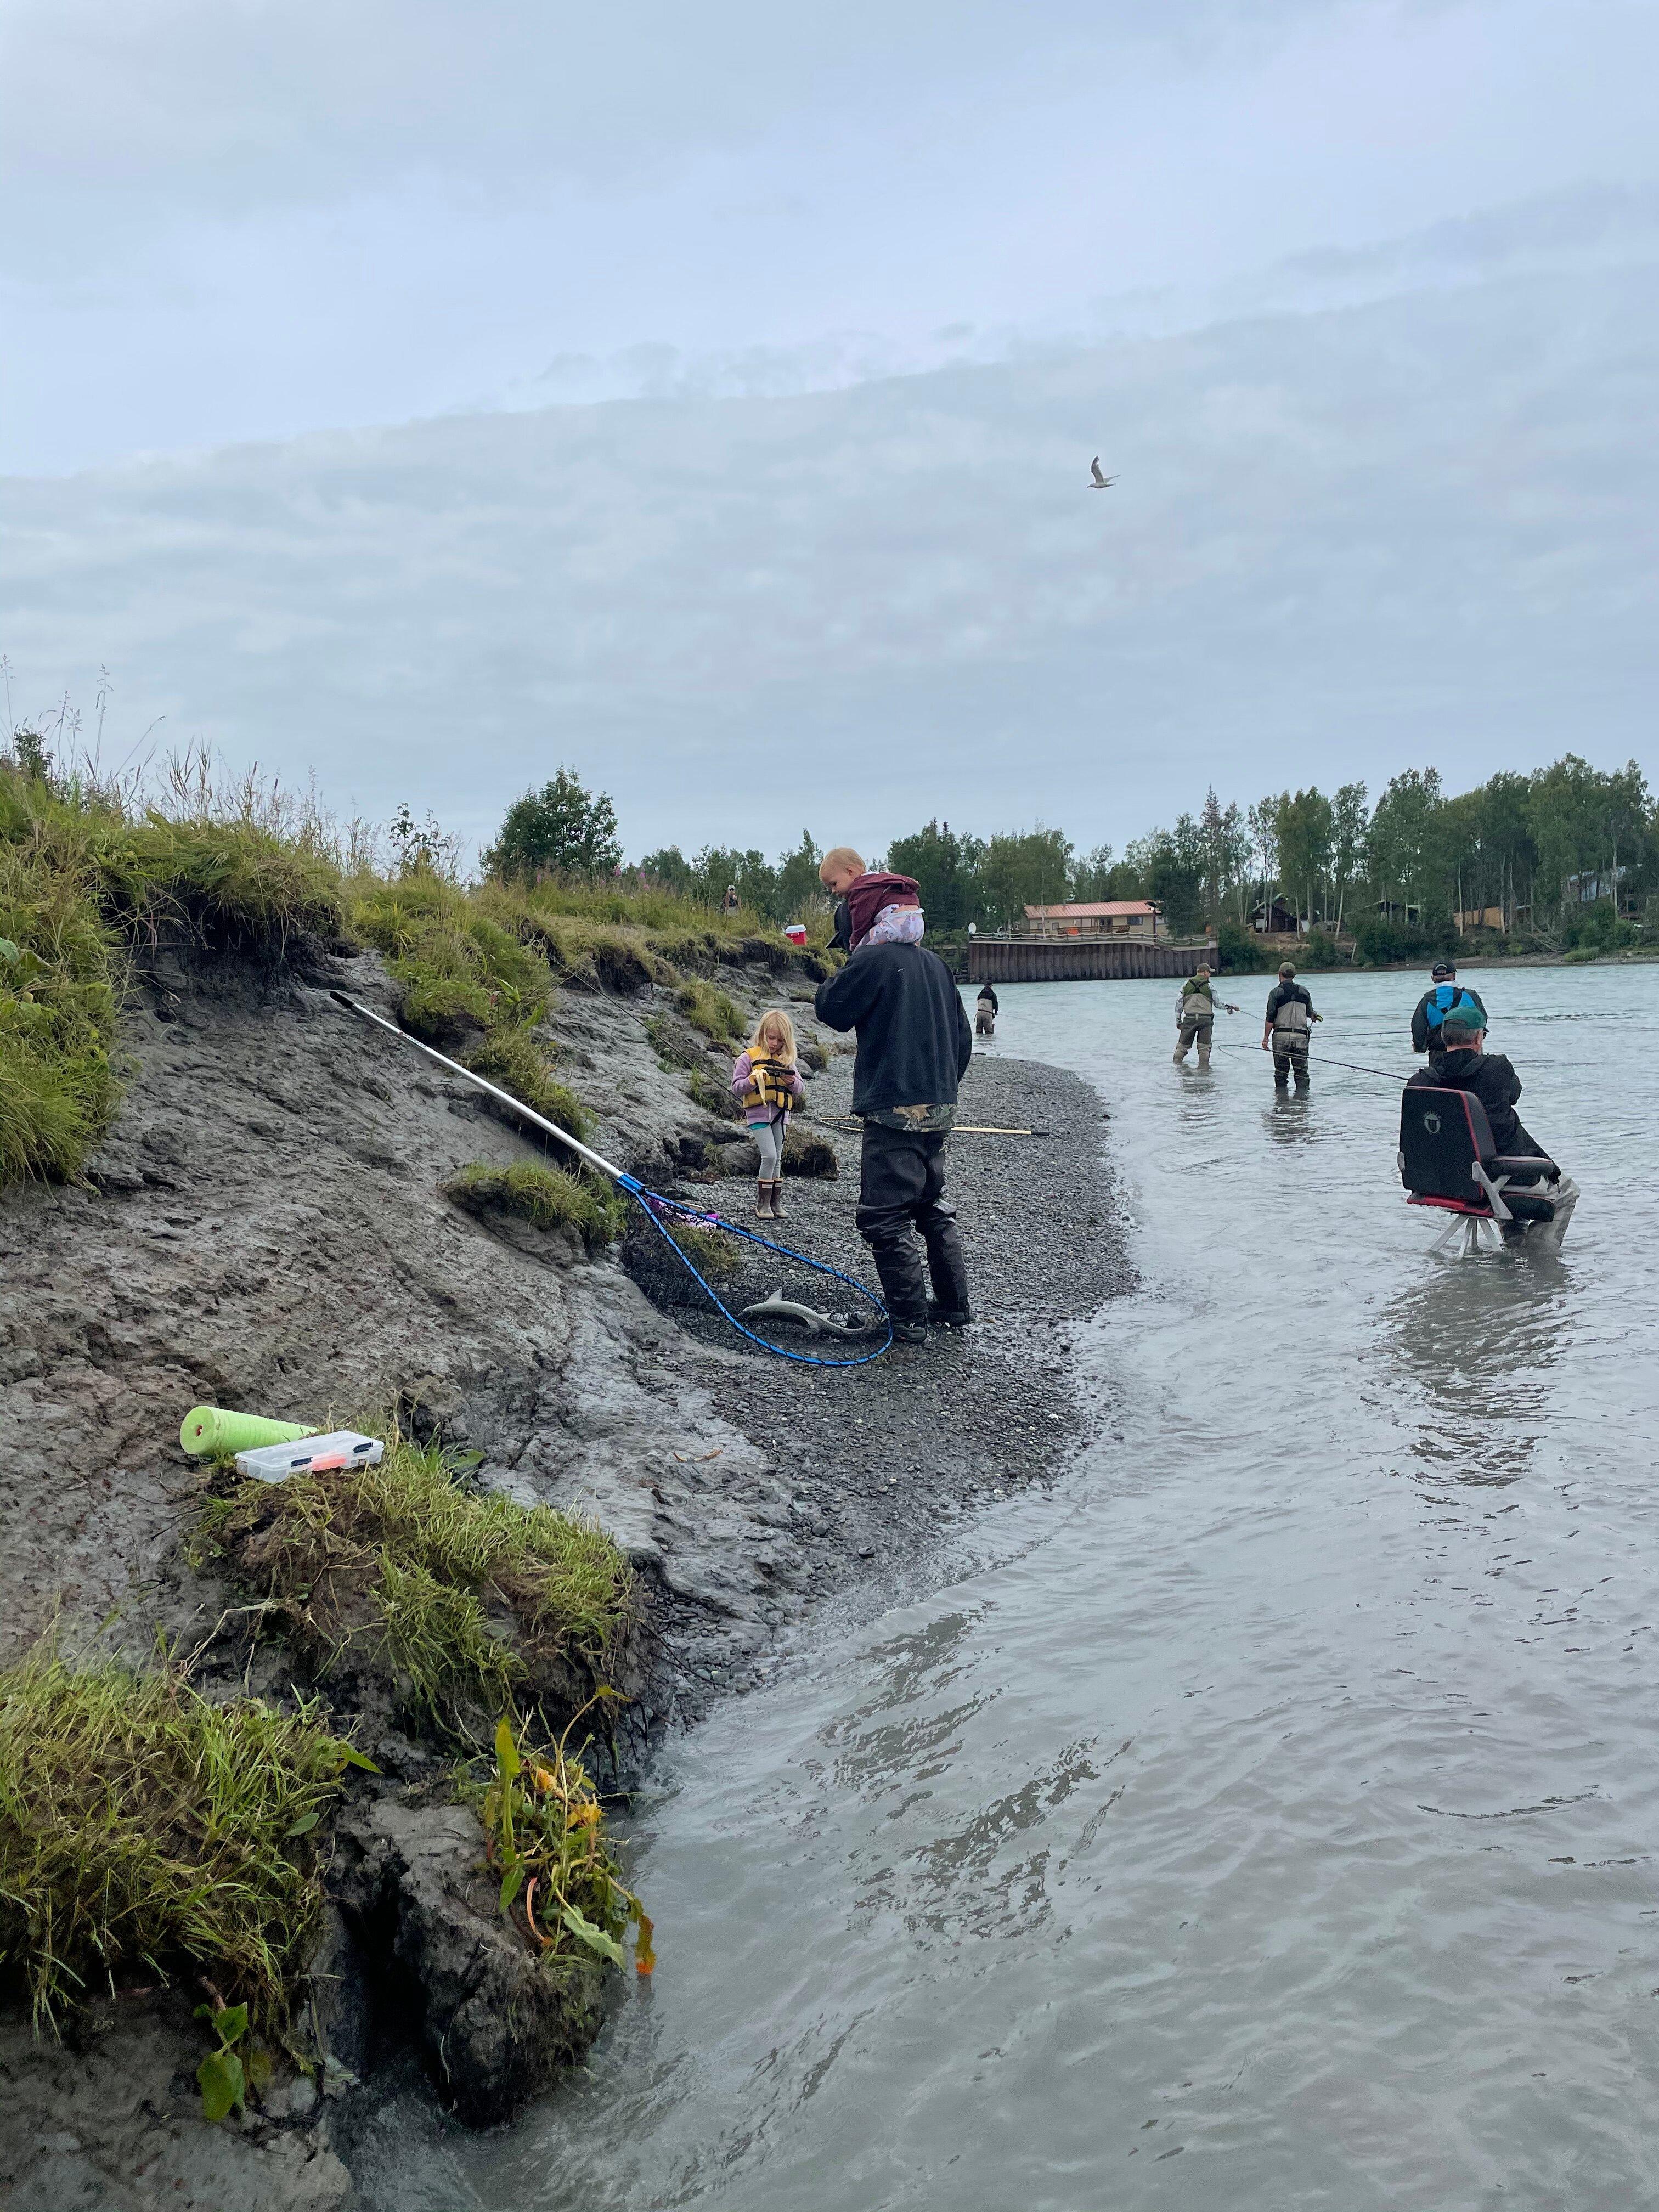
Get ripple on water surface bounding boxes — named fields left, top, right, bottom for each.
left=357, top=967, right=1659, bottom=2212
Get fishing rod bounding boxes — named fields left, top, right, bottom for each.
left=330, top=992, right=891, bottom=1367
left=1212, top=1042, right=1409, bottom=1084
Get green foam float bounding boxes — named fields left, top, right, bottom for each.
left=179, top=1406, right=318, bottom=1457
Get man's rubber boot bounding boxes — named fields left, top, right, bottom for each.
left=922, top=1209, right=971, bottom=1327
left=769, top=1180, right=787, bottom=1221
left=871, top=1238, right=929, bottom=1345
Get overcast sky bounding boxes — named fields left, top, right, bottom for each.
left=3, top=0, right=1656, bottom=861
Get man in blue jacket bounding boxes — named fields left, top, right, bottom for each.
left=1410, top=959, right=1488, bottom=1061
left=814, top=938, right=975, bottom=1343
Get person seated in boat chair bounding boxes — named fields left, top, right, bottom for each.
left=1405, top=1008, right=1555, bottom=1172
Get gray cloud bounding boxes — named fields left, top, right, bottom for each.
left=5, top=213, right=1654, bottom=861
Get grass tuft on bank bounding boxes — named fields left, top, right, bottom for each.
left=443, top=1160, right=627, bottom=1250
left=0, top=758, right=348, bottom=1187
left=0, top=1648, right=363, bottom=2033
left=200, top=1436, right=633, bottom=1729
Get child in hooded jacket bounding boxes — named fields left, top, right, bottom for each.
left=731, top=1009, right=805, bottom=1220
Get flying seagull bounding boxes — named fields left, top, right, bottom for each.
left=1090, top=456, right=1116, bottom=489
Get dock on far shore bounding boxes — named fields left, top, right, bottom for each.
left=966, top=934, right=1216, bottom=983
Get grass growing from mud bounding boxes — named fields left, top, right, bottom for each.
left=201, top=1437, right=633, bottom=1730
left=444, top=1160, right=627, bottom=1251
left=0, top=758, right=349, bottom=1186
left=0, top=1649, right=365, bottom=2032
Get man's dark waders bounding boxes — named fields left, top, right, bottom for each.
left=855, top=1122, right=970, bottom=1324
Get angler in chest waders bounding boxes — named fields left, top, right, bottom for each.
left=1262, top=962, right=1321, bottom=1088
left=1173, top=964, right=1238, bottom=1067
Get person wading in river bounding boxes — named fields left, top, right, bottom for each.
left=1174, top=964, right=1238, bottom=1068
left=975, top=983, right=998, bottom=1039
left=813, top=902, right=974, bottom=1344
left=1410, top=958, right=1488, bottom=1065
left=1262, top=962, right=1322, bottom=1088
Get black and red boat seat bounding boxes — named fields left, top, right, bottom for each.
left=1398, top=1085, right=1559, bottom=1221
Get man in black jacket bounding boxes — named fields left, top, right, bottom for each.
left=1410, top=959, right=1488, bottom=1060
left=1406, top=1008, right=1553, bottom=1165
left=814, top=941, right=975, bottom=1342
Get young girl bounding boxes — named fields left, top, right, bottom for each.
left=731, top=1009, right=805, bottom=1220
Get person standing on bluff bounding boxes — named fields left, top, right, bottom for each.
left=814, top=858, right=973, bottom=1345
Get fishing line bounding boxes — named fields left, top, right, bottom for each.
left=331, top=992, right=891, bottom=1367
left=1211, top=1043, right=1410, bottom=1084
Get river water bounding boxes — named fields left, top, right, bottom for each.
left=358, top=964, right=1659, bottom=2212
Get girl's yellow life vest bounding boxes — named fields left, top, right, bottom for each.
left=742, top=1054, right=797, bottom=1113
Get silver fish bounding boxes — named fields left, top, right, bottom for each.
left=739, top=1288, right=874, bottom=1340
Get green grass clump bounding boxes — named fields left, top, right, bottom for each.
left=0, top=1649, right=364, bottom=2033
left=666, top=1222, right=742, bottom=1284
left=0, top=843, right=121, bottom=1183
left=352, top=870, right=551, bottom=1041
left=461, top=1030, right=589, bottom=1140
left=0, top=755, right=352, bottom=1188
left=206, top=1437, right=633, bottom=1729
left=686, top=1066, right=741, bottom=1121
left=444, top=1160, right=625, bottom=1250
left=99, top=816, right=345, bottom=951
left=675, top=978, right=744, bottom=1042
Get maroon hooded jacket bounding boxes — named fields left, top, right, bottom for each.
left=844, top=871, right=922, bottom=948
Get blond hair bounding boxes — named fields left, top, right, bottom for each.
left=748, top=1008, right=797, bottom=1065
left=819, top=846, right=865, bottom=883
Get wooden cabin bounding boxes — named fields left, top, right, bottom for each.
left=1022, top=900, right=1159, bottom=939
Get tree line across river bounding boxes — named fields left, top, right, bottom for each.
left=482, top=752, right=1656, bottom=967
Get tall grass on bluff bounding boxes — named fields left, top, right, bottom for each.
left=351, top=870, right=590, bottom=1139
left=199, top=1436, right=633, bottom=1731
left=0, top=1647, right=369, bottom=2033
left=0, top=747, right=346, bottom=1186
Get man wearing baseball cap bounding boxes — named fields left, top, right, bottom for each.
left=1410, top=958, right=1487, bottom=1063
left=1262, top=961, right=1322, bottom=1089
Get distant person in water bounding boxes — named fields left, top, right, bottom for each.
left=1410, top=958, right=1488, bottom=1063
left=1262, top=962, right=1322, bottom=1088
left=1174, top=964, right=1238, bottom=1068
left=1407, top=1007, right=1554, bottom=1166
left=819, top=848, right=924, bottom=953
left=975, top=983, right=998, bottom=1038
left=814, top=868, right=972, bottom=1344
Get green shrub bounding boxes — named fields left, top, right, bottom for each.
left=443, top=1160, right=625, bottom=1249
left=0, top=1648, right=366, bottom=2033
left=1351, top=912, right=1457, bottom=966
left=1213, top=920, right=1272, bottom=974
